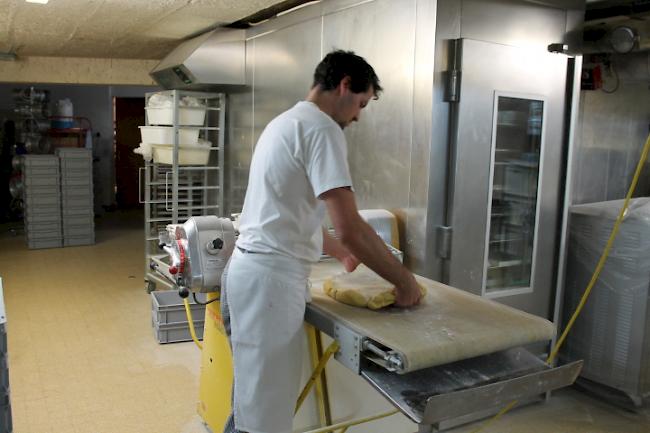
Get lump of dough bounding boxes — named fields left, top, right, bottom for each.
left=323, top=265, right=426, bottom=310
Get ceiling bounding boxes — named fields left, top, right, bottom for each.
left=3, top=0, right=648, bottom=61
left=0, top=0, right=290, bottom=60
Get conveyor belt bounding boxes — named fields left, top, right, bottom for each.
left=306, top=260, right=582, bottom=431
left=308, top=260, right=555, bottom=373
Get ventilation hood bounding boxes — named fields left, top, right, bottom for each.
left=150, top=29, right=246, bottom=91
left=582, top=0, right=650, bottom=53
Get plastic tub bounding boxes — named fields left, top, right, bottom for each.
left=63, top=215, right=94, bottom=227
left=60, top=159, right=92, bottom=171
left=22, top=155, right=59, bottom=167
left=28, top=238, right=63, bottom=250
left=151, top=143, right=211, bottom=165
left=25, top=220, right=61, bottom=235
left=24, top=175, right=60, bottom=187
left=63, top=225, right=94, bottom=237
left=153, top=320, right=205, bottom=344
left=146, top=106, right=207, bottom=126
left=64, top=236, right=95, bottom=247
left=139, top=126, right=200, bottom=145
left=55, top=148, right=92, bottom=159
left=151, top=291, right=207, bottom=325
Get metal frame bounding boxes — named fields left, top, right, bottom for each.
left=482, top=91, right=548, bottom=299
left=0, top=278, right=5, bottom=326
left=550, top=55, right=583, bottom=369
left=0, top=277, right=11, bottom=431
left=142, top=90, right=226, bottom=291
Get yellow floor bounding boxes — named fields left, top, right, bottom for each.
left=0, top=210, right=648, bottom=433
left=0, top=211, right=204, bottom=433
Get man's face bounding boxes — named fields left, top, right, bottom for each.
left=333, top=78, right=375, bottom=129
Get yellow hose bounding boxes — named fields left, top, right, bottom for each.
left=183, top=297, right=203, bottom=350
left=301, top=409, right=399, bottom=433
left=469, top=132, right=650, bottom=433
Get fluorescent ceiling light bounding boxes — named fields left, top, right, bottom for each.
left=26, top=0, right=49, bottom=4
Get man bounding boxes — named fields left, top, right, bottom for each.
left=221, top=50, right=423, bottom=433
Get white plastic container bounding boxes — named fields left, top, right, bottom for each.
left=139, top=126, right=200, bottom=145
left=133, top=143, right=153, bottom=161
left=145, top=106, right=207, bottom=126
left=151, top=144, right=211, bottom=165
left=56, top=99, right=74, bottom=117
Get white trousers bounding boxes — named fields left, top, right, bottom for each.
left=224, top=248, right=311, bottom=433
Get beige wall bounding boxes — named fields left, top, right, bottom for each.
left=0, top=56, right=158, bottom=85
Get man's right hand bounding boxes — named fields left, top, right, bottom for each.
left=394, top=275, right=423, bottom=307
left=322, top=187, right=424, bottom=309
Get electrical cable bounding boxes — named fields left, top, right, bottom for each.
left=192, top=291, right=220, bottom=305
left=469, top=132, right=650, bottom=433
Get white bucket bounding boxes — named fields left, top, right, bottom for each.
left=151, top=143, right=211, bottom=165
left=138, top=126, right=200, bottom=145
left=53, top=98, right=74, bottom=128
left=145, top=106, right=206, bottom=126
left=56, top=99, right=74, bottom=117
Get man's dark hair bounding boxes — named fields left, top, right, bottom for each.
left=312, top=50, right=383, bottom=97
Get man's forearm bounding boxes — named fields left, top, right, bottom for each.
left=340, top=221, right=412, bottom=286
left=322, top=227, right=348, bottom=260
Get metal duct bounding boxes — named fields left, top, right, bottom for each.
left=581, top=0, right=650, bottom=54
left=150, top=29, right=246, bottom=91
left=582, top=21, right=650, bottom=53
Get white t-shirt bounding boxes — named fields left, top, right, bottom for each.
left=236, top=101, right=353, bottom=263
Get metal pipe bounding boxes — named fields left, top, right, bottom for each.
left=172, top=90, right=180, bottom=223
left=362, top=340, right=404, bottom=371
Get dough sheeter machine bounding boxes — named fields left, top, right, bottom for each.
left=151, top=216, right=582, bottom=433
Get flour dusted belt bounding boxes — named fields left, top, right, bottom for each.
left=310, top=261, right=556, bottom=373
left=305, top=259, right=582, bottom=431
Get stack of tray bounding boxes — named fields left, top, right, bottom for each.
left=56, top=148, right=95, bottom=247
left=0, top=324, right=10, bottom=432
left=22, top=155, right=63, bottom=249
left=0, top=279, right=12, bottom=433
left=150, top=291, right=206, bottom=343
left=563, top=198, right=650, bottom=408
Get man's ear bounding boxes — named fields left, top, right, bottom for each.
left=338, top=76, right=352, bottom=94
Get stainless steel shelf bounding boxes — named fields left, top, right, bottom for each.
left=143, top=90, right=226, bottom=291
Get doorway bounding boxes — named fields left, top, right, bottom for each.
left=113, top=97, right=144, bottom=209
